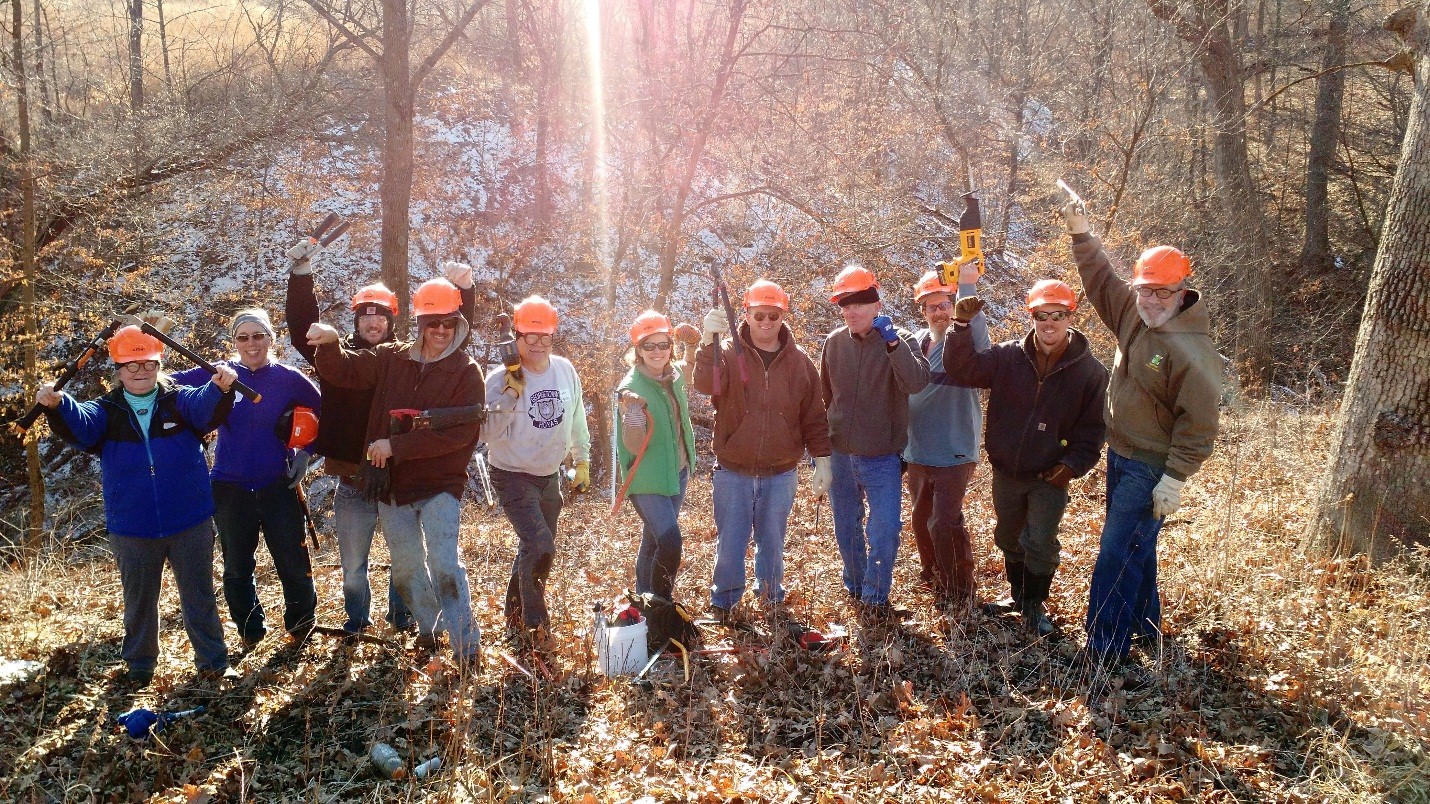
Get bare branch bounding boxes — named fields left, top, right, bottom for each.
left=301, top=0, right=381, bottom=60
left=412, top=0, right=488, bottom=88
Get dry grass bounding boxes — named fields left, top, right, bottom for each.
left=1, top=403, right=1427, bottom=802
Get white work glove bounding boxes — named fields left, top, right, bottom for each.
left=811, top=456, right=832, bottom=499
left=286, top=451, right=311, bottom=488
left=442, top=260, right=474, bottom=289
left=1151, top=474, right=1185, bottom=519
left=701, top=308, right=729, bottom=346
left=286, top=239, right=322, bottom=276
left=306, top=322, right=340, bottom=346
left=1060, top=199, right=1090, bottom=236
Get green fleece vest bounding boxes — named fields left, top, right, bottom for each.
left=617, top=366, right=697, bottom=496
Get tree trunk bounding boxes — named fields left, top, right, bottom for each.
left=1299, top=0, right=1350, bottom=274
left=129, top=0, right=143, bottom=113
left=13, top=0, right=44, bottom=554
left=380, top=0, right=414, bottom=335
left=1311, top=3, right=1430, bottom=558
left=33, top=0, right=49, bottom=126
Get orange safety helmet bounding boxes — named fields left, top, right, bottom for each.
left=513, top=296, right=559, bottom=335
left=628, top=310, right=672, bottom=345
left=1025, top=279, right=1078, bottom=310
left=275, top=405, right=319, bottom=450
left=108, top=325, right=164, bottom=364
left=743, top=279, right=790, bottom=311
left=412, top=278, right=462, bottom=317
left=829, top=266, right=879, bottom=303
left=913, top=271, right=956, bottom=303
left=1132, top=246, right=1192, bottom=287
left=351, top=283, right=399, bottom=315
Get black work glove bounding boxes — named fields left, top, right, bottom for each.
left=954, top=297, right=986, bottom=323
left=356, top=461, right=391, bottom=503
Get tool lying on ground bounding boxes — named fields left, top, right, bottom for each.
left=787, top=621, right=848, bottom=653
left=121, top=315, right=264, bottom=402
left=116, top=705, right=205, bottom=740
left=356, top=404, right=494, bottom=502
left=708, top=261, right=748, bottom=387
left=8, top=303, right=143, bottom=433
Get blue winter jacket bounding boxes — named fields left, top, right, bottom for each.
left=45, top=377, right=234, bottom=538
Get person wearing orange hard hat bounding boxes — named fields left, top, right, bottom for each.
left=616, top=309, right=698, bottom=649
left=820, top=264, right=930, bottom=621
left=35, top=326, right=240, bottom=688
left=691, top=279, right=832, bottom=623
left=944, top=278, right=1108, bottom=637
left=1061, top=194, right=1222, bottom=682
left=482, top=295, right=591, bottom=647
left=308, top=275, right=484, bottom=666
left=903, top=260, right=990, bottom=609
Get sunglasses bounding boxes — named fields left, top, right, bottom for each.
left=233, top=332, right=269, bottom=343
left=1032, top=310, right=1072, bottom=322
left=1135, top=286, right=1183, bottom=299
left=922, top=301, right=953, bottom=313
left=747, top=310, right=782, bottom=322
left=639, top=340, right=673, bottom=352
left=519, top=333, right=553, bottom=345
left=424, top=316, right=461, bottom=330
left=120, top=360, right=160, bottom=373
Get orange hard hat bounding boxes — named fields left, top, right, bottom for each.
left=1132, top=246, right=1192, bottom=287
left=628, top=310, right=672, bottom=345
left=108, top=325, right=164, bottom=364
left=743, top=279, right=790, bottom=311
left=913, top=271, right=955, bottom=303
left=829, top=266, right=878, bottom=303
left=513, top=296, right=559, bottom=335
left=1025, top=279, right=1078, bottom=310
left=351, top=283, right=399, bottom=315
left=275, top=405, right=319, bottom=450
left=412, top=278, right=462, bottom=316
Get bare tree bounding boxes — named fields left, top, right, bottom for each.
left=1299, top=0, right=1351, bottom=274
left=11, top=0, right=43, bottom=551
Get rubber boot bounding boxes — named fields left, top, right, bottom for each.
left=1021, top=571, right=1056, bottom=637
left=982, top=557, right=1025, bottom=616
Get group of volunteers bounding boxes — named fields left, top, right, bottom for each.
left=35, top=195, right=1220, bottom=688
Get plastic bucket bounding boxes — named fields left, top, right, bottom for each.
left=597, top=619, right=649, bottom=676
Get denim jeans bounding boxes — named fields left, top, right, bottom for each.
left=828, top=451, right=904, bottom=606
left=491, top=467, right=564, bottom=629
left=710, top=466, right=798, bottom=610
left=212, top=480, right=318, bottom=641
left=631, top=470, right=688, bottom=599
left=990, top=469, right=1070, bottom=577
left=906, top=462, right=977, bottom=602
left=334, top=480, right=413, bottom=633
left=110, top=519, right=229, bottom=673
left=1086, top=450, right=1165, bottom=662
left=379, top=492, right=478, bottom=660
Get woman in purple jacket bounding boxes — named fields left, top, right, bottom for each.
left=173, top=308, right=321, bottom=647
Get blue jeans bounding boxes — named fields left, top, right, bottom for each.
left=829, top=451, right=904, bottom=606
left=212, top=480, right=318, bottom=641
left=631, top=471, right=688, bottom=599
left=1086, top=450, right=1165, bottom=662
left=710, top=467, right=798, bottom=610
left=379, top=493, right=478, bottom=660
left=334, top=480, right=413, bottom=633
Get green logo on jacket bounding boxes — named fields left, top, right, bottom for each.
left=1147, top=354, right=1165, bottom=372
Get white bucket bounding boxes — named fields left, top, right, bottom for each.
left=596, top=619, right=649, bottom=676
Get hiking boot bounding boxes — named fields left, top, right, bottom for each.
left=860, top=604, right=911, bottom=624
left=709, top=605, right=732, bottom=624
left=240, top=631, right=266, bottom=651
left=125, top=667, right=154, bottom=688
left=198, top=666, right=241, bottom=685
left=981, top=597, right=1018, bottom=617
left=1021, top=601, right=1055, bottom=638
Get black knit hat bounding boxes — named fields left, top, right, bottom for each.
left=836, top=287, right=880, bottom=307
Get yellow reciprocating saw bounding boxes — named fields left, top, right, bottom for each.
left=940, top=192, right=985, bottom=286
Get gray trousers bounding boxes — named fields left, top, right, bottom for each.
left=110, top=519, right=230, bottom=673
left=990, top=469, right=1070, bottom=576
left=492, top=467, right=564, bottom=630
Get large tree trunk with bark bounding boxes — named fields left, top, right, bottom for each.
left=129, top=0, right=143, bottom=113
left=1299, top=0, right=1350, bottom=274
left=1311, top=3, right=1430, bottom=558
left=380, top=0, right=414, bottom=335
left=13, top=0, right=44, bottom=553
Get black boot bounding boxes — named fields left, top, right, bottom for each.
left=982, top=557, right=1026, bottom=616
left=1021, top=571, right=1056, bottom=637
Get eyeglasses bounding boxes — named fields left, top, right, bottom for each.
left=424, top=316, right=461, bottom=330
left=922, top=301, right=953, bottom=313
left=120, top=360, right=160, bottom=373
left=747, top=310, right=782, bottom=322
left=639, top=340, right=673, bottom=352
left=519, top=333, right=553, bottom=345
left=233, top=332, right=269, bottom=343
left=1032, top=310, right=1072, bottom=322
left=1135, top=286, right=1183, bottom=299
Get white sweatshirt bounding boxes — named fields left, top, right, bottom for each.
left=482, top=355, right=591, bottom=476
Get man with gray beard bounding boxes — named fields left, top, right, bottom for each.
left=1061, top=198, right=1222, bottom=685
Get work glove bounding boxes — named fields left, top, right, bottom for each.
left=356, top=461, right=390, bottom=504
left=674, top=323, right=701, bottom=346
left=286, top=239, right=322, bottom=276
left=1039, top=463, right=1074, bottom=489
left=871, top=315, right=900, bottom=345
left=502, top=368, right=525, bottom=399
left=1060, top=199, right=1091, bottom=236
left=619, top=391, right=648, bottom=428
left=442, top=260, right=474, bottom=289
left=701, top=308, right=729, bottom=346
left=286, top=451, right=311, bottom=489
left=1151, top=474, right=1185, bottom=519
left=572, top=461, right=591, bottom=493
left=954, top=297, right=985, bottom=324
left=811, top=456, right=832, bottom=499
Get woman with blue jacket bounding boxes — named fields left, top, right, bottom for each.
left=38, top=325, right=238, bottom=686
